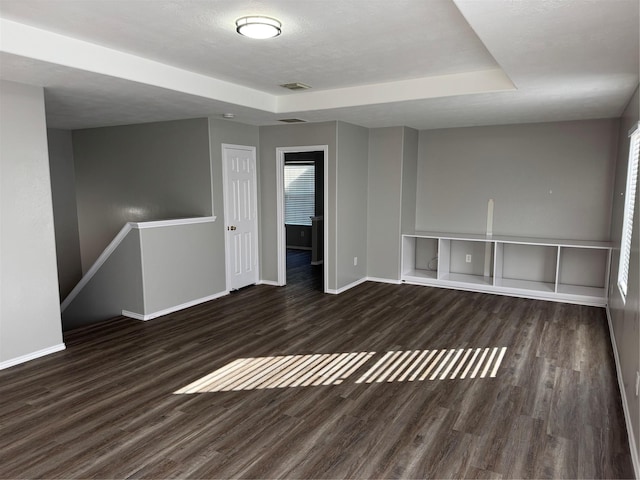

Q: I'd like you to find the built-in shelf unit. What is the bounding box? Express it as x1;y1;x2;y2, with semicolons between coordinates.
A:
401;232;612;306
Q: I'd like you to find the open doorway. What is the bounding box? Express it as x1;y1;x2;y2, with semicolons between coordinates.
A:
276;146;329;292
284;152;323;290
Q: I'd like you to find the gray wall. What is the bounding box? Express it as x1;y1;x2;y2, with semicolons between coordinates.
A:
62;228;144;330
448;240;492;276
607;86;640;463
336;121;369;288
62;220;221;328
401;128;419;235
286;225;312;249
367;126;419;281
259;122;337;289
0;80;64;364
416;119;619;241
140;222;220;313
367;127;404;280
73;118;212;272
208;118;259;291
58;117;257;327
502;244;557;283
47;128;82;300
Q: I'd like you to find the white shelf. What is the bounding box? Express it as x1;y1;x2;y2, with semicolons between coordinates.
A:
494;278;555;293
403;269;437;280
441;273;493;286
404;231;612;249
557;283;607;298
401;232;612;306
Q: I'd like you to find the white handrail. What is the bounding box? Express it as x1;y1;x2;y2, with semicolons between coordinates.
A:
60;216;216;312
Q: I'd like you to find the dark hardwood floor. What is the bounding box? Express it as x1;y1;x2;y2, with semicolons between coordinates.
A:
286;248;323;291
0;258;634;479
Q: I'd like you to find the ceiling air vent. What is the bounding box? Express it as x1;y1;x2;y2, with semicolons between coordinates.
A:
278;118;307;123
280;82;311;90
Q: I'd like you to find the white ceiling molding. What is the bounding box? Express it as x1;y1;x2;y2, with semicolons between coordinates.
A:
0;18;276;112
276;69;516;113
0;18;515;118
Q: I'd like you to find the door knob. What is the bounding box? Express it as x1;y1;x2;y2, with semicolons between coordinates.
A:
228;226;237;231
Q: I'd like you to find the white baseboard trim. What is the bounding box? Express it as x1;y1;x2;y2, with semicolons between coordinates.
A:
257;280;282;287
121;309;146;320
325;277;402;295
122;290;229;321
326;277;368;295
0;343;66;370
606;306;639;478
367;276;402;285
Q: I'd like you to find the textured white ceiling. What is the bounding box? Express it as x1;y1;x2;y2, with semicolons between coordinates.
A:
0;0;499;93
0;0;637;130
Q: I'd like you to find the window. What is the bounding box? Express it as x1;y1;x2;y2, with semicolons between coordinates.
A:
284;162;315;226
618;123;640;301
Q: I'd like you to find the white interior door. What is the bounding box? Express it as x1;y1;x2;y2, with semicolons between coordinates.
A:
222;145;258;290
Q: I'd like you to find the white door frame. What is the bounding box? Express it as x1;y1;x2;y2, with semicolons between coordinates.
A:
276;145;329;293
222;143;259;290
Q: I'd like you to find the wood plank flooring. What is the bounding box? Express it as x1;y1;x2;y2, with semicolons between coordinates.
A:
0;257;634;478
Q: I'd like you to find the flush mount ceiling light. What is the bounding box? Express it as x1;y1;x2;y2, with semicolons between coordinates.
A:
236;16;282;39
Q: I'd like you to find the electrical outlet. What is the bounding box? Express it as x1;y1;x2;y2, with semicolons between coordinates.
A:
354;256;358;266
636;371;639;397
465;254;472;263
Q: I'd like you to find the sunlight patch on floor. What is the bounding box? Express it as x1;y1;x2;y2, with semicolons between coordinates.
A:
174;347;507;394
355;347;507;383
174;352;375;393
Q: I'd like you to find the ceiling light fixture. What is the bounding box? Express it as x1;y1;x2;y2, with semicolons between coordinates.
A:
236;16;282;39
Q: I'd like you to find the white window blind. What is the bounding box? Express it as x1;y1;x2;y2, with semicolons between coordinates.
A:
617;124;640;301
284;163;315;226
